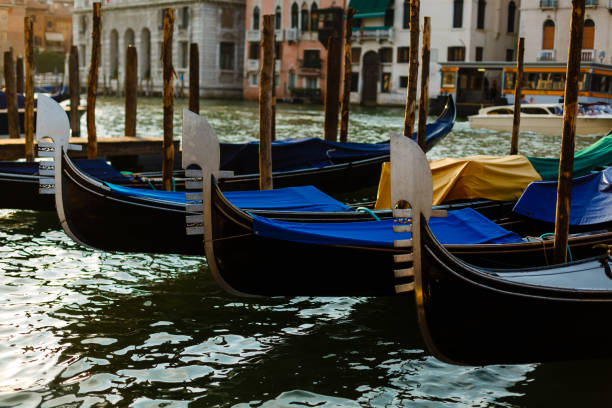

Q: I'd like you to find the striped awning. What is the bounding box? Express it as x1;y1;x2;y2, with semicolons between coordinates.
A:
348;0;392;19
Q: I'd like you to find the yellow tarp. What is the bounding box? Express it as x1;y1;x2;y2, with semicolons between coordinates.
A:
374;155;542;209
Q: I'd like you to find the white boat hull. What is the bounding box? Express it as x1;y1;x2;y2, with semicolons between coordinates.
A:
469;115;612;136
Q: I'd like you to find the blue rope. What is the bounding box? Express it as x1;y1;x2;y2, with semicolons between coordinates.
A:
172;177;176;192
356;207;380;221
539;233;573;262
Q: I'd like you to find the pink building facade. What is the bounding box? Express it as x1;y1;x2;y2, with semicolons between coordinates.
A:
244;0;339;102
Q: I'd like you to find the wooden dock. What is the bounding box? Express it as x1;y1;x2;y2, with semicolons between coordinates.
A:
0;137;179;161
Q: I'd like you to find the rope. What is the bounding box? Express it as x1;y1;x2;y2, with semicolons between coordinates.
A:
356;207;380;221
538;232;573;262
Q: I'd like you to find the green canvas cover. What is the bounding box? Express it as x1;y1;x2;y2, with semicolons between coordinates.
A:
348;0;391;18
528;132;612;181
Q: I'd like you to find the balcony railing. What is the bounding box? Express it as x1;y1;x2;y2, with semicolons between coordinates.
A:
301;58;322;69
581;49;595;62
246;30;261;42
247;59;259;72
275;29;284;41
539;0;558;8
285;28;299;42
538;49;556;61
352;26;393;42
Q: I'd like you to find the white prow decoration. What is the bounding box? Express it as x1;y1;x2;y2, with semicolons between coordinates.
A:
36;94;84;244
181;109;250;296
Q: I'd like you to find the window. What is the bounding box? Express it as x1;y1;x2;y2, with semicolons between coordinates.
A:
249;42;259;60
306;77;317;89
447;46;465;61
475;46;483;61
477;0;486;29
506;49;514;61
275;42;281;60
180;7;189;29
252;6;260;30
350;73;359;92
301;6;309;32
289;71;296;88
352;47;361;64
381;72;391;93
442;71;456;88
310;3;318;31
397;47;410;63
487;108;513;115
507;1;516;33
399;76;408;88
47;20;53;29
403;1;410;29
583;19;595;49
275;6;282;30
222;9;234;28
249;73;258;86
291;3;299;28
379;47;392;63
180;41;188;68
219;42;234;70
542;20;555;50
453;0;463;28
303;49;321;68
384;5;394;27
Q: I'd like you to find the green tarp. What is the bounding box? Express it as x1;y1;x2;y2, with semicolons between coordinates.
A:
348;0;391;19
528;132;612;181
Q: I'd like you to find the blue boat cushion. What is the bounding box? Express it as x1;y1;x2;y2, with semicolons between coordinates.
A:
73;159;133;184
0;161;39;175
513;167;612;225
105;182;351;212
251;207;522;247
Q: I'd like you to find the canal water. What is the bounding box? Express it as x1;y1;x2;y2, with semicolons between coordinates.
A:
1;97;609;407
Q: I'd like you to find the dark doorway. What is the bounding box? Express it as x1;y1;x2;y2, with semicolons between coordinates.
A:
361;51;379;106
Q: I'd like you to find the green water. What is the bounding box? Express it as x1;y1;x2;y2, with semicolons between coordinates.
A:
0;97;608;407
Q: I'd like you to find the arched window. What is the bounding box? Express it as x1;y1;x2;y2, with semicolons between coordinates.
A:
252;6;260;30
310;3;318;32
453;0;463;28
507;1;516;33
275;6;282;30
542;19;555;50
301;3;309;32
583;19;595;50
291;3;299;28
476;0;486;29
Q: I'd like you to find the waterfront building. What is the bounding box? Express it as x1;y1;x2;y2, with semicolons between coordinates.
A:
72;0;245;97
243;0;335;102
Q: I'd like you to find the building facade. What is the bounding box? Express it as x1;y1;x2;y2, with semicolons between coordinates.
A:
243;0;333;102
72;0;245;97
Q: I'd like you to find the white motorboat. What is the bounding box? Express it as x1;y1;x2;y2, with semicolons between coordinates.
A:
468;102;612;136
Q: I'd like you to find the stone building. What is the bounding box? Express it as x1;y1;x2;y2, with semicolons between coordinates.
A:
72;0;245;97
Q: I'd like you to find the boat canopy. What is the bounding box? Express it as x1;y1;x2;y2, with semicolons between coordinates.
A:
105;182;351;213
0;158;131;184
375;155;541;208
347;0;392;19
514;167;612;226
251;208;522;247
528;133;612;181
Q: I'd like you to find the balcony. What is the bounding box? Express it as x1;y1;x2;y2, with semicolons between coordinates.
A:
586;0;598;6
581;49;595;62
275;60;281;72
538;49;555;61
352;26;393;43
301;58;322;69
275;29;284;41
285;27;299;42
247;59;259;72
539;0;558;8
246;30;261;42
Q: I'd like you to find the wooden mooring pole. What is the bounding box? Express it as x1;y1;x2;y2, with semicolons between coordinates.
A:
87;2;101;159
125;45;138;137
162;8;175;191
510;37;525;155
404;0;420;137
553;0;585;264
4;50;20;139
16;57;24;94
69;45;80;137
416;16;430;151
188;43;199;114
323;9;343;142
271;35;276;142
259;15;274;190
340;8;354;143
24;17;34;161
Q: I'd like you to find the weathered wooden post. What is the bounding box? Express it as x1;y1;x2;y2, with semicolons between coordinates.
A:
340;8;354;143
87;2;102;159
24;17;35;161
323;8;343;142
259;15;274;190
271;37;276;142
69;45;80;137
162;8;175;191
188;43;199;114
403;0;420;137
416;16;430;151
510;37;525;155
125;45;138;137
16;57;24;94
553;0;586;264
4;50;20;139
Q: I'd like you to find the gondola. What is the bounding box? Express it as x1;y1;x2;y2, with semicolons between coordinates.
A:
2;95;455;211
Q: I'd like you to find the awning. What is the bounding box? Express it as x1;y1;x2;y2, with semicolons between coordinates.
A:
348;0;391;19
45;32;64;42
